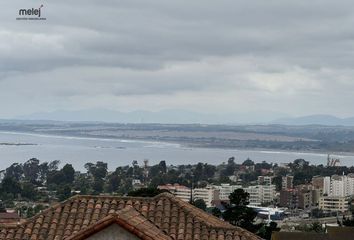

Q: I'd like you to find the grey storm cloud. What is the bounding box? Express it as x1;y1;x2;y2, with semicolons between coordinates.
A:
1;0;354;119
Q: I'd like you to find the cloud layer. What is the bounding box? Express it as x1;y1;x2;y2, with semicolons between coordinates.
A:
1;0;354;120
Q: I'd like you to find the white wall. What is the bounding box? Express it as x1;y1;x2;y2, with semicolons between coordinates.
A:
87;223;141;240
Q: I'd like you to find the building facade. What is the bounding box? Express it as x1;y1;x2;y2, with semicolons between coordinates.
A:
258;176;273;186
193;186;219;208
244;185;276;206
214;184;242;201
312;176;330;194
279;189;298;209
158;184;191;202
282;175;294;190
319;196;349;212
329;174;354;197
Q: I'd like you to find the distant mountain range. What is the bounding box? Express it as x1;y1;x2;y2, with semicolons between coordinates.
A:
16;109;287;125
273;114;354;126
15;110;354;126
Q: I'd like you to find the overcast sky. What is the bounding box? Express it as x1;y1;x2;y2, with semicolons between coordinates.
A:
1;1;354;120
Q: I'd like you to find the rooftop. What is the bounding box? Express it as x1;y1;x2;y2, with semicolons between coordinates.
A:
0;193;260;240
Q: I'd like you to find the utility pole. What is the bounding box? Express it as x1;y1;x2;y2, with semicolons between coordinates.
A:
190;174;194;204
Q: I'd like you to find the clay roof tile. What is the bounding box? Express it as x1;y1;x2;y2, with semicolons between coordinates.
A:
0;194;261;240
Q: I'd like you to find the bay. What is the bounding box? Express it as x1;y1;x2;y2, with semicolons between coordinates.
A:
0;131;353;171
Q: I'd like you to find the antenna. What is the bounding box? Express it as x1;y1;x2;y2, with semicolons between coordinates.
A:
143;159;149;185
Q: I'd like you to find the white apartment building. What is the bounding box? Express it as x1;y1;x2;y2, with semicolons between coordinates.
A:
331;175;345;196
346;173;354;196
244;186;262;206
330;174;354;197
213;184;242;201
262;185;276;203
244;185;276;206
158;184;191;202
158;184;220;207
193;186;219;208
159;182;276;207
324;176;331;195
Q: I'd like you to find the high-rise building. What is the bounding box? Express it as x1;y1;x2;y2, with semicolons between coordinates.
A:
312;176;331;195
285;184;324;209
329;174;354;197
331;175;345;196
346;173;354;196
280;184;316;209
279;189;298;209
294;185;311;209
282;175;294;190
324;176;331;195
312;188;323;205
310;174;354;197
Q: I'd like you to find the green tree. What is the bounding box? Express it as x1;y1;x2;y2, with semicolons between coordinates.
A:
38;162;49;184
204;164;216;179
1;177;21;196
48;160;60;171
194;163;204;181
21;182;38;200
85;161;108;194
62;164;75;184
33;204;46;215
242;158;254;166
310;222;325;233
158;161;167;174
342;215;354;227
223;157;237;176
211;207;222;218
57;185;72;201
229;188;250;206
5;163;23;181
255;161;272;170
222;189;258;232
149;161;167;177
26;206;35;218
47;170;65;186
193;199;207;211
73;174;91;194
272;176;282;191
23;158;40;184
257;222;280;240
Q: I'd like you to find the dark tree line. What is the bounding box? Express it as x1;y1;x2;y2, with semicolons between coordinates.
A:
1;157;354;213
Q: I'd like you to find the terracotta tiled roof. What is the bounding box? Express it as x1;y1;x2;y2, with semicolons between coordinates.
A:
0;193;261;240
66;206;172;240
0;213;20;220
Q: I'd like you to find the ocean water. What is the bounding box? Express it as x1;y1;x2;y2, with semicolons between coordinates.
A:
0;131;353;171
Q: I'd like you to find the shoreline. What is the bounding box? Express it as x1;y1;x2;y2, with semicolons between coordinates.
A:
1;130;354;158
